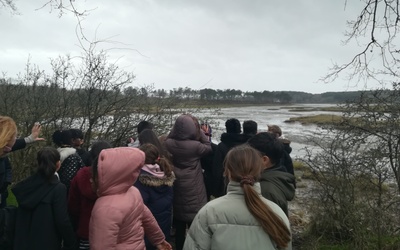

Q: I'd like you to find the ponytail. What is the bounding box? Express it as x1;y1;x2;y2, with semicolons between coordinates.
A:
224;145;291;249
37;147;60;180
242;183;291;249
156;156;173;177
140;143;174;177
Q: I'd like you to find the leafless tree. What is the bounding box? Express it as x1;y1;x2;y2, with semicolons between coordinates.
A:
323;1;400;88
302;114;400;248
304;2;400;247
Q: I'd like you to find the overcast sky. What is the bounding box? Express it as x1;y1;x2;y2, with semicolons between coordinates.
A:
0;0;372;94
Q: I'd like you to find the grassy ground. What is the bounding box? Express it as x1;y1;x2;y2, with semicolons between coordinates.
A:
287;114;343;125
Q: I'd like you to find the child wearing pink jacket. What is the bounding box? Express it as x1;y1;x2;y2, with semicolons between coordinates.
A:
89;147;171;250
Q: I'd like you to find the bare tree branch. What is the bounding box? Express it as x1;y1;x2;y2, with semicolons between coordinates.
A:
323;1;400;88
0;0;18;13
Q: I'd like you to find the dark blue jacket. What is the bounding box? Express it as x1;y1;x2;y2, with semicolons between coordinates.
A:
134;170;174;250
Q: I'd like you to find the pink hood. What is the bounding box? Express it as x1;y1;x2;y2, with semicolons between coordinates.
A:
97;147;145;197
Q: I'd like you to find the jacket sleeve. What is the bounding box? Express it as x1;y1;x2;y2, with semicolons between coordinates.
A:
52;184;78;250
142;204;165;247
183;206;211;250
196;133;212;157
89;204;121;250
11;138;26;152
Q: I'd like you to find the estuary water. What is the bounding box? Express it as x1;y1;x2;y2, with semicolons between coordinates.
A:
204;104;341;160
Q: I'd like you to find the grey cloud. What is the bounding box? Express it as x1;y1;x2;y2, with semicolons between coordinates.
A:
0;0;376;93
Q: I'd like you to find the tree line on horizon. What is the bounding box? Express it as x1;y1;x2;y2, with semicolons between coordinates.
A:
2;77;367;105
132;85;366;103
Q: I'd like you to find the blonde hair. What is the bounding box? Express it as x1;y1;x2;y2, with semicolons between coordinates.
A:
0;116;17;149
224;145;291;249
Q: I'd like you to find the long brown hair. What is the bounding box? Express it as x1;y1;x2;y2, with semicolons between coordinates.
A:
224;145;291;248
139;143;173;177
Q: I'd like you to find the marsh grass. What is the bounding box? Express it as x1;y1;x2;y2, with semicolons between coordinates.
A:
287;114;343;125
287;106;344;112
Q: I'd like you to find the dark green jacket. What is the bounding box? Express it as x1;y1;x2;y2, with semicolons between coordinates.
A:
260;166;296;215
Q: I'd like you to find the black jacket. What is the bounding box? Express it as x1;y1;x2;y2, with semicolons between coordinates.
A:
0;157;12;194
200;142;217;200
280;139;294;176
12;173;77;250
212;133;251;197
75;148;91;167
0;138;27;206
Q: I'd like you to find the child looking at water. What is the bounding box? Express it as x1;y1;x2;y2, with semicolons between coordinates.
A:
12;147;77;250
52;129;85;193
184;145;292;250
164;114;212;250
135;143;175;250
89;147;172;250
68;140;112;249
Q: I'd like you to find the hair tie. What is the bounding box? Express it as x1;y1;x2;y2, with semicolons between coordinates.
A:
240;176;255;186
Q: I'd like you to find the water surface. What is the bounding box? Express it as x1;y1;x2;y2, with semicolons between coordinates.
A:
204;104;341;159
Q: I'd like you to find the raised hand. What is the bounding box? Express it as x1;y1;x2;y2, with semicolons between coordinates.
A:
31;122;45;141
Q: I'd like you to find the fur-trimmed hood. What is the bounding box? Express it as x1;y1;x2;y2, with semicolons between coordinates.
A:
138;171;175;187
57;147;76;162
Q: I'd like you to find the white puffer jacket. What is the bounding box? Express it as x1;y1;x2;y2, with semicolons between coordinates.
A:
183;182;292;250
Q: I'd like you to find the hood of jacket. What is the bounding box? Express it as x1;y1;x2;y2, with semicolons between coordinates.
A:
77;167;97;200
58;147;77;162
282;142;292;154
260;168;296;201
12;173;59;209
142;163;165;178
220;133;251;148
167;115;198;141
96;147;145;197
138;170;175;187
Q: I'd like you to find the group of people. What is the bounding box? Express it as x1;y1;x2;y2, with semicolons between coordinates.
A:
0;114;296;250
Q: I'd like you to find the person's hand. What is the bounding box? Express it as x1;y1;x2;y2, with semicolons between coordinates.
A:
201;124;209;134
31;122;45;141
201;124;212;141
156;240;172;250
